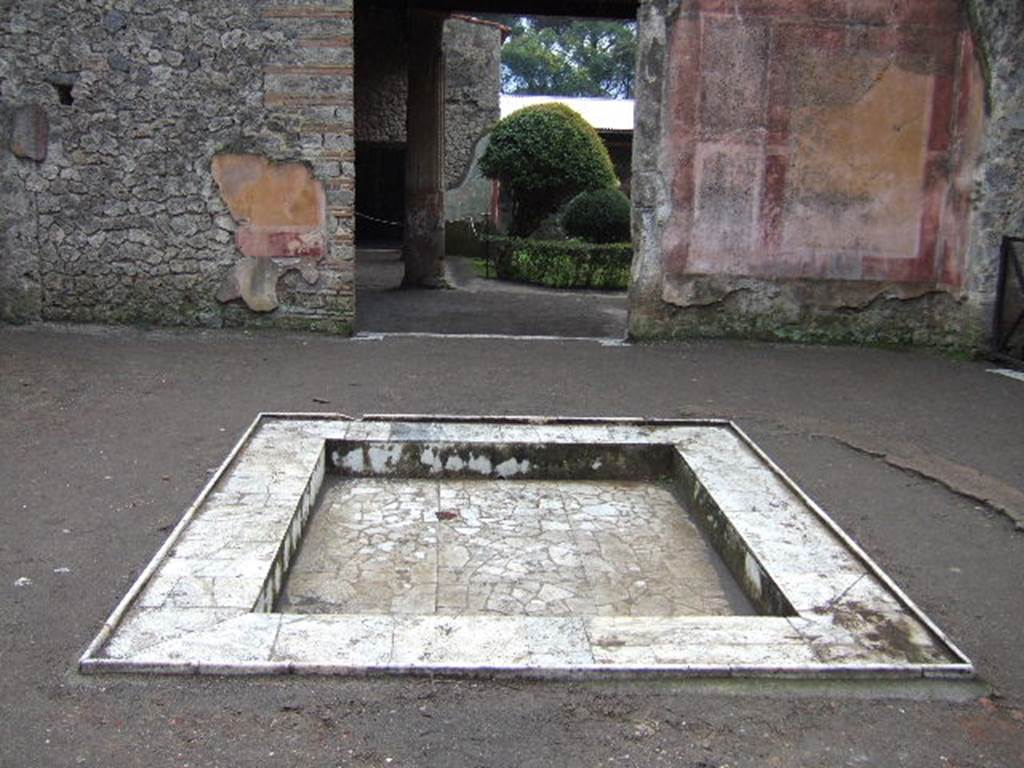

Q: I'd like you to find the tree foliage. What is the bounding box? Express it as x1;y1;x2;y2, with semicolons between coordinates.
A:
479;103;618;236
487;17;637;99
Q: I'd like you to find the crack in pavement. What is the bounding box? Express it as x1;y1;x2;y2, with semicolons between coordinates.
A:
811;434;1024;531
700;413;1024;532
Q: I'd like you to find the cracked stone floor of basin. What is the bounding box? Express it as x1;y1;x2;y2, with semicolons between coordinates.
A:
278;478;755;617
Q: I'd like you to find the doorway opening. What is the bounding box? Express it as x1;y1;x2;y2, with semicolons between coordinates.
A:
353;2;638;338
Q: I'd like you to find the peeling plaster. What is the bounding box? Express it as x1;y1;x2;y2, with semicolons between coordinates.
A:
215;257;320;314
211;153;327;313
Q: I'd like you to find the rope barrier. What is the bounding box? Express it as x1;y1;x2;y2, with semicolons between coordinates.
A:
355;211;404;228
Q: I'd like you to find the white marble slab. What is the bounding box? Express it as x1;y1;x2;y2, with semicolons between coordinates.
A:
79;415;973;679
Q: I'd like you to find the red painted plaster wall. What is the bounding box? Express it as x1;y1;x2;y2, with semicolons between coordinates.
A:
659;0;983;293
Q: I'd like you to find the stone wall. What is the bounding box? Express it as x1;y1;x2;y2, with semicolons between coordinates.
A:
963;0;1024;332
443;17;503;189
354;3;407;146
0;1;356;332
354;8;502;189
6;0;1015;347
630;0;1010;348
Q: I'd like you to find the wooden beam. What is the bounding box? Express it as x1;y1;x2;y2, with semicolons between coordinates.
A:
379;0;639;20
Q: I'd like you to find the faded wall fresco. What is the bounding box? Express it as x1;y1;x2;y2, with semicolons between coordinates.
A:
631;0;993;347
212;154;327;312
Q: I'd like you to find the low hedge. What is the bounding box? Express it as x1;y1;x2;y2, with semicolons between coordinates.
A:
483;236;632;290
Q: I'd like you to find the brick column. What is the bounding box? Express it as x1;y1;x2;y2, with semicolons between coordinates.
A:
261;1;356;332
402;10;447;288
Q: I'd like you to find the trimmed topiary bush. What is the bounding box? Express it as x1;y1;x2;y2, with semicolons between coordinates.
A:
562;187;632;243
479;103;617;237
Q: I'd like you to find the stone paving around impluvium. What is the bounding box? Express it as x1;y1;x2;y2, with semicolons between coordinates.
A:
78;415;974;679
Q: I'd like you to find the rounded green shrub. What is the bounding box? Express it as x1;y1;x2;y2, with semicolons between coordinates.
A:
479;103;617;236
561;187;632;243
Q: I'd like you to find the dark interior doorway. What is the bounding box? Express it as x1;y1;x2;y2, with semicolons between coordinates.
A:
355;142;406;246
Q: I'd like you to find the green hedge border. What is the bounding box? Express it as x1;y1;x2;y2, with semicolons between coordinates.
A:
482;236;632;290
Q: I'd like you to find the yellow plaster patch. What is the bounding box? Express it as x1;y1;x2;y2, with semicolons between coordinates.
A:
212;154;324;228
782;61;932;264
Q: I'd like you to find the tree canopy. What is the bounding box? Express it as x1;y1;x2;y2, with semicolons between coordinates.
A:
485;16;637;100
479;102;618;236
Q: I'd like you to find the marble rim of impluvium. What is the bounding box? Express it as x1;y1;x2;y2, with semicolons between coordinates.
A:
78;414;974;679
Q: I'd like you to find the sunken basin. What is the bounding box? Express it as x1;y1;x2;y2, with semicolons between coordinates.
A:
79;415;972;678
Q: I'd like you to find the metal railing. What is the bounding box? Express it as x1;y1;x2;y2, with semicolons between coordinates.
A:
992;235;1024;365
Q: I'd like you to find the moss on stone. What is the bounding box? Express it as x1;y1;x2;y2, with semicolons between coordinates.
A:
627;295;985;355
